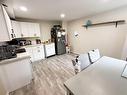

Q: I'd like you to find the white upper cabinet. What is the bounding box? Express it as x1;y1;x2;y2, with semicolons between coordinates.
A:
20;22;29;37
11;20;21;38
0;5;12;42
27;23;36;37
34;23;41;37
27;23;41;37
0;4;41;41
1;5;12;40
18;22;41;38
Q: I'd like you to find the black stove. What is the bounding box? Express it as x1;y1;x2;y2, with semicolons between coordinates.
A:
0;45;17;61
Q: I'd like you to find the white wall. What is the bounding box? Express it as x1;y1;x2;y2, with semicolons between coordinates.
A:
68;6;127;59
62;21;68;45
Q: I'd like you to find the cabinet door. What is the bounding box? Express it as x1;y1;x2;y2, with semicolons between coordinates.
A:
25;47;34;62
27;23;35;37
32;46;41;61
37;45;45;60
1;5;12;40
34;23;41;37
0;6;10;41
40;45;45;59
20;22;29;37
11;20;21;38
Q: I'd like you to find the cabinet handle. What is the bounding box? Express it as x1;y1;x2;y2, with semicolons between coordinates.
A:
38;50;40;52
11;29;14;33
11;34;14;38
11;29;15;38
34;34;37;36
14;34;16;38
21;34;24;37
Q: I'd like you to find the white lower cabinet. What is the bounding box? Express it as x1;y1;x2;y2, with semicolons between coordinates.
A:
0;58;32;92
25;45;45;62
25;47;34;62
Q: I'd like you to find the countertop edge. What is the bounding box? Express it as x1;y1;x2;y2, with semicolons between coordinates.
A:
0;56;30;65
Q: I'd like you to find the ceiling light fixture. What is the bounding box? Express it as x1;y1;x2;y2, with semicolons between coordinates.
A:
60;13;65;18
102;0;109;3
20;6;28;12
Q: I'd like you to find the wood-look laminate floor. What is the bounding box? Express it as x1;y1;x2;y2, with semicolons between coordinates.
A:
10;54;75;95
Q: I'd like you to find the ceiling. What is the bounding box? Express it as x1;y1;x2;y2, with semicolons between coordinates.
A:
4;0;127;21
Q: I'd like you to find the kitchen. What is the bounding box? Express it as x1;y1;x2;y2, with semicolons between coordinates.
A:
1;0;127;95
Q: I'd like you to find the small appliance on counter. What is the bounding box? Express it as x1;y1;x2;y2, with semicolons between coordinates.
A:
8;38;32;46
0;45;17;61
15;48;26;54
36;39;41;44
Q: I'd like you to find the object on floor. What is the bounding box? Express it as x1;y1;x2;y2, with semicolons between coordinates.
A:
72;59;81;74
66;45;71;54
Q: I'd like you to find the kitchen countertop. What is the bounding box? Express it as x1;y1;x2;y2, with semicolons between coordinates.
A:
22;44;44;48
43;42;54;45
0;52;30;65
23;43;55;48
